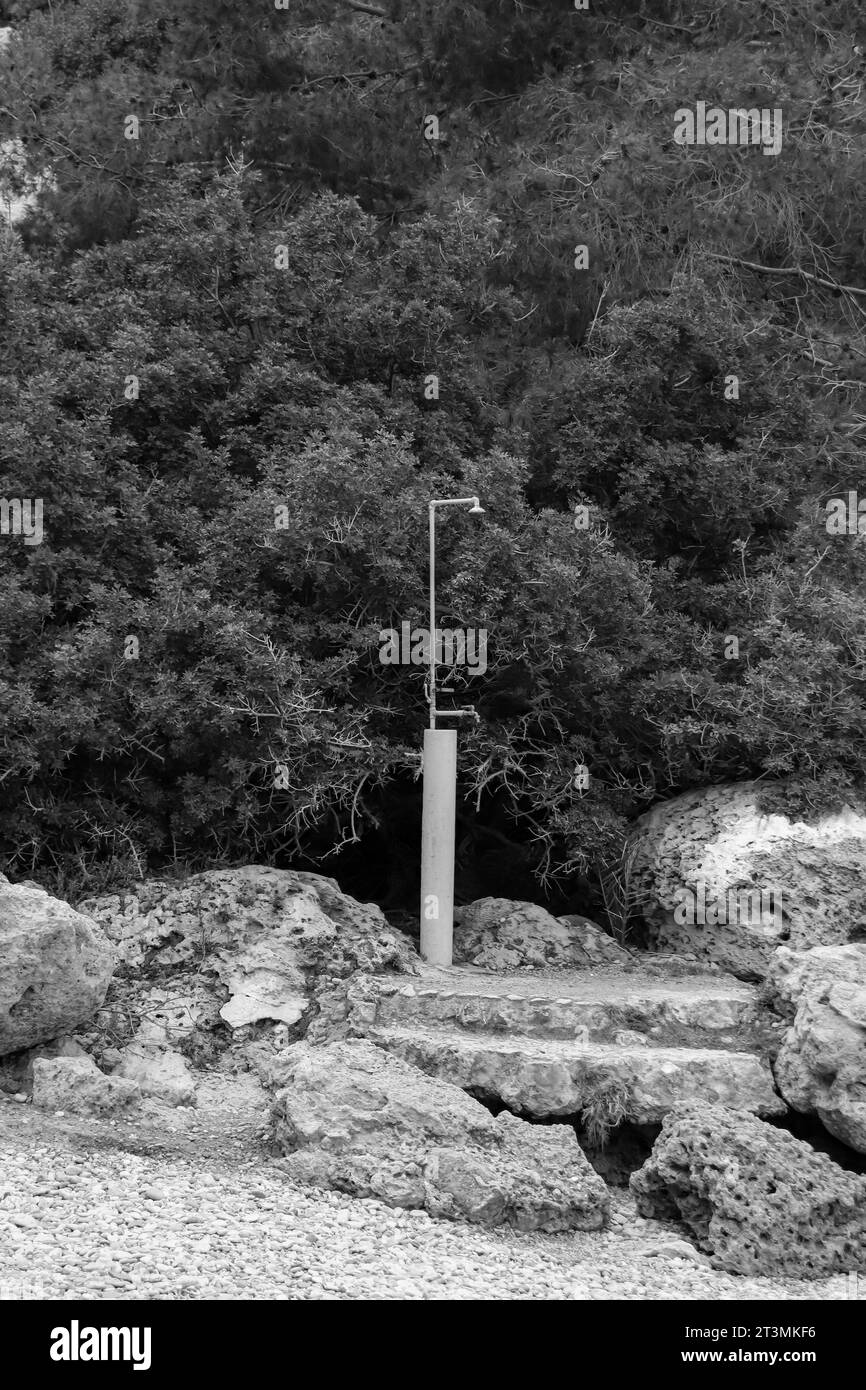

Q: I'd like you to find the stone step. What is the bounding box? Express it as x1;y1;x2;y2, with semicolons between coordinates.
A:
369;1025;785;1125
354;969;782;1054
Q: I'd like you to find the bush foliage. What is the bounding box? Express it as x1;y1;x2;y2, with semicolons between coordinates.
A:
0;0;864;908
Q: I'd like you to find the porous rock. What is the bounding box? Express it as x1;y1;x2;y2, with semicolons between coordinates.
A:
77;866;418;1031
629;781;866;979
630;1101;866;1277
453;897;629;971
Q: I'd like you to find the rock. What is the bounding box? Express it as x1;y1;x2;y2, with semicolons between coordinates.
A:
763;943;866;1017
31;1056;140;1115
87;977;223;1069
629;781;866;980
638;1240;708;1264
219;975;307;1029
325;967;780;1053
557;914;633;963
0;878;115;1056
453;898;630;971
268;1037;496;1149
372;1028;784;1122
22;1035;92;1086
277;1146;427;1211
625;954;724;979
115;1022;197;1107
77;866;418;1031
2;1034;87;1097
426;1114;602;1230
268;1039;609;1232
764;945;866;1153
630;1101;866;1277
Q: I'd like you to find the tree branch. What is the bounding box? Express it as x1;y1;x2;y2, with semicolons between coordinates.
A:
705;250;866;300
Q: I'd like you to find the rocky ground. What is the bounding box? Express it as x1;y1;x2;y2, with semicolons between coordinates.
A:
0;1079;854;1302
3;868;864;1300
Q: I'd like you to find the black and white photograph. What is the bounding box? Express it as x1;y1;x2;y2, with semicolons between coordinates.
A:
0;0;864;1348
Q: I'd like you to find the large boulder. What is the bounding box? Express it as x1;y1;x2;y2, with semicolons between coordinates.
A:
630;1101;866;1277
764;945;866;1153
0;874;115;1056
268;1039;609;1232
453;897;629;971
77;866;418;1032
629;781;866;979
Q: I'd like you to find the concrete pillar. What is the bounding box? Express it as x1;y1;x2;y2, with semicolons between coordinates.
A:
420;727;457;965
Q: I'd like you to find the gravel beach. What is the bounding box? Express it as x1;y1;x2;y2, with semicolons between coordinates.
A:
0;1085;854;1302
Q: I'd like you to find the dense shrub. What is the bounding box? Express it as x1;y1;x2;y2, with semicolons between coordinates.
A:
0;1;863;908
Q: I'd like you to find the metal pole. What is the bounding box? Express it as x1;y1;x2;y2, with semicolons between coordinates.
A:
420;726;457;964
419;495;483;964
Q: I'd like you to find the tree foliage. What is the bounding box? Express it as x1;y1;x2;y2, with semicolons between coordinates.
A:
0;0;864;910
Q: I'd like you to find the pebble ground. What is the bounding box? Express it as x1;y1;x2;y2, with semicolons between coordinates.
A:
0;1085;855;1301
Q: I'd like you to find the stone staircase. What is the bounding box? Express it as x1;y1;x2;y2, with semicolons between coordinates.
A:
343;965;787;1125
